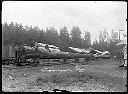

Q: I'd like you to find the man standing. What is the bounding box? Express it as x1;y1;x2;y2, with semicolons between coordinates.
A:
117;37;127;67
123;45;127;67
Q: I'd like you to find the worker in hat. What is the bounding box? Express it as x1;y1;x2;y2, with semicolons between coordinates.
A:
117;37;127;67
123;45;127;67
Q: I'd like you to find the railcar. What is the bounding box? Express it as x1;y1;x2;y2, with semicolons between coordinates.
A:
2;43;94;66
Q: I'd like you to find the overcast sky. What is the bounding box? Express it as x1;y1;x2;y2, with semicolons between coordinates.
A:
2;1;127;41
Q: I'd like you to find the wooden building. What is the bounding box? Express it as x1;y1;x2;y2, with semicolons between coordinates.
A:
2;43;16;59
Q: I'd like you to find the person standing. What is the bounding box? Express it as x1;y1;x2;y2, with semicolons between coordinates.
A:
116;36;127;67
123;45;127;66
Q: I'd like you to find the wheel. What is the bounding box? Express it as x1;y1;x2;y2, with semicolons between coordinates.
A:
85;57;89;62
75;58;79;61
63;59;67;63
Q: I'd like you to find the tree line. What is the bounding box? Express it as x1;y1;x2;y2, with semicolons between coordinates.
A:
2;22;124;59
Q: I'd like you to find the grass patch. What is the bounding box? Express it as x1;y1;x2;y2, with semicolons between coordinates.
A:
32;69;126;91
50;71;91;85
35;76;49;86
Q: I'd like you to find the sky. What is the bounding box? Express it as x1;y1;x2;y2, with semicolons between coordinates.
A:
2;1;127;42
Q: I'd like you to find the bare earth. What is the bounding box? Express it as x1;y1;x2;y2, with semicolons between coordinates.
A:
2;59;127;92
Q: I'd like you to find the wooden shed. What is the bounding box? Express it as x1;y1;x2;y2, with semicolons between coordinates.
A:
2;43;16;59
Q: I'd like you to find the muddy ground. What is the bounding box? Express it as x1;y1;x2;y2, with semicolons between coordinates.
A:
2;59;127;92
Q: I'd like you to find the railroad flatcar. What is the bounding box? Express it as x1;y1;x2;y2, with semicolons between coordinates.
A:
2;43;94;66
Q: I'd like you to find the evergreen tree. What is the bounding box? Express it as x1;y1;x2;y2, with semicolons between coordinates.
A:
70;26;83;48
2;22;10;44
83;30;91;48
59;26;70;48
45;27;59;46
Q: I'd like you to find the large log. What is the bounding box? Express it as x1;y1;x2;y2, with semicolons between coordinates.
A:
19;45;94;60
19;51;94;59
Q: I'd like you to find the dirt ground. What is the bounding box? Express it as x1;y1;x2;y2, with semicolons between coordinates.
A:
2;59;127;92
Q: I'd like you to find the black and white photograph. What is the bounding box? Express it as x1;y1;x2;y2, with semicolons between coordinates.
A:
2;1;127;92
